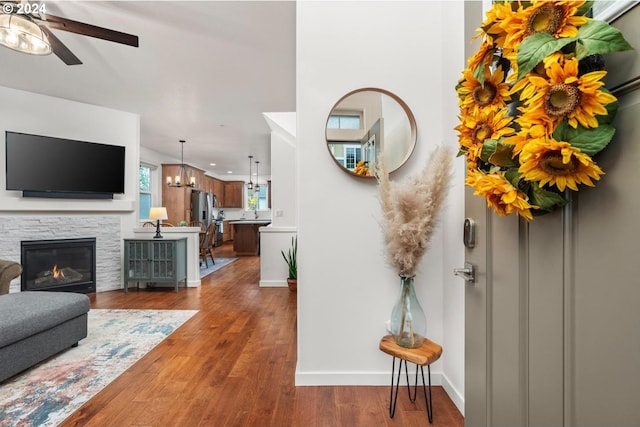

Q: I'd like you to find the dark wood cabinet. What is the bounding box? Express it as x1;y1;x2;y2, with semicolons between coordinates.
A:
223;181;244;208
213;178;225;207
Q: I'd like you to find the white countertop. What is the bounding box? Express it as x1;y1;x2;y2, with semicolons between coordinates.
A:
228;220;272;225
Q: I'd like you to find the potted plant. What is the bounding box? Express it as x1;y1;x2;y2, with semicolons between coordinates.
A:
281;236;297;292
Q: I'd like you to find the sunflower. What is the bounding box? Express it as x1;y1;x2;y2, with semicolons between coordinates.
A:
466;169;536;220
480;1;514;47
500;0;590;52
456;108;516;151
457;108;515;169
516;58;617;133
457;66;511;116
518;138;604;191
467;41;495;75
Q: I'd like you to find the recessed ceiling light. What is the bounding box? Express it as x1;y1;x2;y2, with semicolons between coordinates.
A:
227;171;233;174
210;163;216;166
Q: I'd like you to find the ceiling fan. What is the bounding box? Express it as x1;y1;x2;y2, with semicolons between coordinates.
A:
0;0;138;65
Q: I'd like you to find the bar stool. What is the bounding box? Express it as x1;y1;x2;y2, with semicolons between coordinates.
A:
379;334;442;423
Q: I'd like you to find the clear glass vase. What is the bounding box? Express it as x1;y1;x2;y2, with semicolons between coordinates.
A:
389;275;426;348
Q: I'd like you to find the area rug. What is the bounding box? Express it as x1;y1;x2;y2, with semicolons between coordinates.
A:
0;308;198;427
199;257;238;278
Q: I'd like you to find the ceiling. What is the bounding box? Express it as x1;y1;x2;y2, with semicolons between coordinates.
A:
0;1;296;178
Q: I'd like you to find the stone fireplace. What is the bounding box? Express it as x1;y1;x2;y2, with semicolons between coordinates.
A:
21;238;96;293
0;215;122;293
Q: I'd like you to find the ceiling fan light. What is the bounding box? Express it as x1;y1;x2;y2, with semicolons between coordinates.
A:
0;14;51;56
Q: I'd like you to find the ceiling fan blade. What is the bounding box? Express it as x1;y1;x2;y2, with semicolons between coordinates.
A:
41;25;82;65
41;14;139;48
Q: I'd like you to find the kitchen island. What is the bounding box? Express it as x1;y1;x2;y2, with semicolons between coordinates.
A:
230;220;271;256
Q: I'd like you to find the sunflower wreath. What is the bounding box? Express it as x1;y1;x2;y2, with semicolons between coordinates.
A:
456;1;633;220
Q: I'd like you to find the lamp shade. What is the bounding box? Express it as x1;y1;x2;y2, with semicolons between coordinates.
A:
0;14;51;55
149;207;168;221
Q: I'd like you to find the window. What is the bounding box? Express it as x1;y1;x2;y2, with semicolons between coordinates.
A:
256;185;268;210
344;145;362;170
246;185;269;211
139;164;152;219
327;143;362;172
327;114;361;130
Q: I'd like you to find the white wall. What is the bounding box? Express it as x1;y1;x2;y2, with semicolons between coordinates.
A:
296;2;465;412
260;112;297;287
440;1;468;413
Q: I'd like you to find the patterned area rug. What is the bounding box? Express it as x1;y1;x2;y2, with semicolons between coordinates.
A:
0;308;198;427
199;257;238;278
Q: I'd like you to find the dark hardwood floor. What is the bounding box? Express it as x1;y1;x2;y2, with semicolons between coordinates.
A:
61;243;464;427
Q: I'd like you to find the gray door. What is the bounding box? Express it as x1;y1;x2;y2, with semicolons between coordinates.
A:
463;4;640;427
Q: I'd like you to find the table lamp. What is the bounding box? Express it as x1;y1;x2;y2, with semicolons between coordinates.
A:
149;207;168;238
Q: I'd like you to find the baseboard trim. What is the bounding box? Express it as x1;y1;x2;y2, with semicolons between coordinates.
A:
441;372;465;416
295;370;443;387
259;279;287;288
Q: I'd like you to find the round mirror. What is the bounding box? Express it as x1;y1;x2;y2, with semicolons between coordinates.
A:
325;88;417;178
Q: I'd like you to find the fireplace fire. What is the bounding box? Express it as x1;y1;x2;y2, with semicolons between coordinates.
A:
21;238;96;293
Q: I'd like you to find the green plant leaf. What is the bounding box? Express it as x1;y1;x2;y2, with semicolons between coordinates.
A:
488;143;517;167
552;121;615;156
472;63;485;86
480;139;498;162
504;168;522;188
575;20;634;59
577;1;594;16
529;182;568;212
517;33;576;81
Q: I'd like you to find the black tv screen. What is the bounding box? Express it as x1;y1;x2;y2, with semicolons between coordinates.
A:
5;131;126;198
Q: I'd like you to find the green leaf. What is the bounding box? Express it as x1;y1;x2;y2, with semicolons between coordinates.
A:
517;33;576;81
480;139;498;162
575;20;634;60
488;143;517;167
577;1;594;17
529;182;568;212
504;168;522;188
552;121;615;156
472;63;485;86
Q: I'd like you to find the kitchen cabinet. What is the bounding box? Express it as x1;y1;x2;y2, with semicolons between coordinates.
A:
213;178;225;207
230;221;271;255
223;220;234;241
223;181;244;208
124;237;187;292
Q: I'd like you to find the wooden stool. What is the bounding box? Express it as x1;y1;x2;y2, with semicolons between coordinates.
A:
379;334;442;423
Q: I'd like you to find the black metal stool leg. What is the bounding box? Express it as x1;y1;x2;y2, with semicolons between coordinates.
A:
419;364;434;423
407;362;419;402
389;357;405;418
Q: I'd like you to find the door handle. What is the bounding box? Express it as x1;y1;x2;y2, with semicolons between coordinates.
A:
453;262;475;283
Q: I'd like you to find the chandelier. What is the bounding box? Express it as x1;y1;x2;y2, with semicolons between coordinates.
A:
166;140;195;188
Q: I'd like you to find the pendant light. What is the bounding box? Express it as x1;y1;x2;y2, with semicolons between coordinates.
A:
247;155;254;190
166;140;196;188
254;160;260;192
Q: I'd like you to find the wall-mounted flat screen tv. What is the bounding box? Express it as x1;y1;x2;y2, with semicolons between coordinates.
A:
5;131;126;199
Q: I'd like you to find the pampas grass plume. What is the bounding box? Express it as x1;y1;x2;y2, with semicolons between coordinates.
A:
376;145;453;276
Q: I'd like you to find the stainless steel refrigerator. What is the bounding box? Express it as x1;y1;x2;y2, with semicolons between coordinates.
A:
190;190;214;228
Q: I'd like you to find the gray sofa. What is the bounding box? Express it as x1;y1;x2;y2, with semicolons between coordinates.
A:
0;291;90;383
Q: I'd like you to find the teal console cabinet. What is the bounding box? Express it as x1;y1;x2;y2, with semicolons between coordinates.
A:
124;237;187;292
